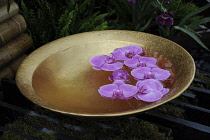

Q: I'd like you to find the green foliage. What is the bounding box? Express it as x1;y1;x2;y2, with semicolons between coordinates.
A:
1;121;57;140
110;0;159;32
178;3;210;26
174;26;209;51
16;0;210;50
155;0;210;50
0;111;172;140
164;0;199;25
104;118;173;140
78;12;109;32
17;0;110;48
0;132;24;140
154;104;184;118
171;3;210;51
109;0;210;51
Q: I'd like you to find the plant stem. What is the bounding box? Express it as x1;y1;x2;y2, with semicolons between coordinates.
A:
156;0;167;11
132;4;135;25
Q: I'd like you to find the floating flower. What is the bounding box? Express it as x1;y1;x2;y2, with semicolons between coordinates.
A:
90;55;124;71
156;11;174;27
124;55;157;69
90;45;171;102
98;80;137;99
111;45;143;61
128;0;136;4
135;79;169;102
109;70;130;82
131;67;171;81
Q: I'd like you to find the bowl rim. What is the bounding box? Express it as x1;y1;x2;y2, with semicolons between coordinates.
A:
16;30;196;117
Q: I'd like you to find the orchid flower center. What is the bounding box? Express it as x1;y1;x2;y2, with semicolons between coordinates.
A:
106;56;115;64
162;14;169;18
113;89;123;97
140;85;148;94
144;72;155;79
137;62;146;67
126;52;134;58
119;73;128;80
116;76;126;80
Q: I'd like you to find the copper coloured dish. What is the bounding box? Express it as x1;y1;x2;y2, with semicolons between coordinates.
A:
16;30;195;117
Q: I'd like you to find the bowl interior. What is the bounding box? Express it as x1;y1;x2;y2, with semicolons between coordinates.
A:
16;30;195;117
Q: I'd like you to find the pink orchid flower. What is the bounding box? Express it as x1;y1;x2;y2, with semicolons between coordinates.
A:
98;80;137;99
135;79;169;102
109;70;130;82
90;55;124;71
131;67;171;81
111;45;143;61
124;55;157;69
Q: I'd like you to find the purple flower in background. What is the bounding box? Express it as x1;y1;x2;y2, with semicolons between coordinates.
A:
164;0;172;3
135;79;169;102
131;67;171;81
156;11;174;27
98;80;138;99
109;70;130;82
111;45;143;61
124;55;157;69
90;55;123;71
128;0;136;4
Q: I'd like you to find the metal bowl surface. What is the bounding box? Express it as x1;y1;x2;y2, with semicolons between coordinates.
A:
16;30;195;117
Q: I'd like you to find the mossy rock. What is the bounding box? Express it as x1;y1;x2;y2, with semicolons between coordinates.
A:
0;110;173;140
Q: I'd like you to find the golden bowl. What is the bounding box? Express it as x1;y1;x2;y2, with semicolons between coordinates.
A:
16;30;195;117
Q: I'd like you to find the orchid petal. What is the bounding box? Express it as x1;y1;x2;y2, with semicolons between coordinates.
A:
152;68;171;81
92;66;102;70
124;57;139;69
121;45;143;55
108;76;113;81
139;56;157;65
146;64;158;69
98;84;118;99
111;70;130;81
113;80;125;87
136;79;163;91
90;55;107;66
131;67;151;79
132;55;141;59
119;84;138;99
111;48;128;60
111;45;143;60
134;91;163;102
157;11;174;27
135;79;166;102
128;0;136;4
101;61;124;71
162;88;169;95
157;16;166;26
165;17;174;27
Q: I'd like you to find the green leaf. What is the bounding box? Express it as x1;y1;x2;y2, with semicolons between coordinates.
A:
58;10;74;37
183;25;201;37
179;3;210;26
138;16;154;31
94;21;109;31
189;17;210;29
198;25;208;30
78;12;109;32
150;0;160;8
174;26;209;51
